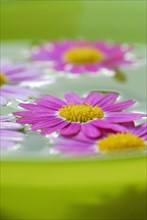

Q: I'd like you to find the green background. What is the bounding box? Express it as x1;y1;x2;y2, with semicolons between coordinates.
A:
1;0;146;43
1;0;146;219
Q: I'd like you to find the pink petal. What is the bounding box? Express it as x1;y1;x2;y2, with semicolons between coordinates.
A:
17;115;57;125
5;66;25;76
141;134;147;140
0;96;7;106
66;64;87;74
17;117;50;125
64;92;82;104
1;90;29;101
1;140;16;148
41;121;69;135
92;119;128;132
16;115;56;124
71;132;95;143
106;112;145;122
1;122;23;130
84;92;103;106
54;143;95;155
36;99;60;110
0;130;24;139
31;117;64;130
97;93;118;108
103;100;135;111
83;64;99;72
19;103;48;111
54;61;66;71
2;85;39;97
118;122;135;130
14;111;55;117
0;115;12;122
41;95;67;107
132;122;147;137
81;122;101;138
60;123;81;136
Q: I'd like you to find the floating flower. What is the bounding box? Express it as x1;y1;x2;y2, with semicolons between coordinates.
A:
31;40;133;74
53;122;147;155
14;92;145;138
0;60;41;105
0;115;24;148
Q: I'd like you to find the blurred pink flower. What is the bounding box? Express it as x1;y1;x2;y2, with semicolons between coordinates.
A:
0;60;41;105
0;115;24;148
31;40;133;74
53;122;147;155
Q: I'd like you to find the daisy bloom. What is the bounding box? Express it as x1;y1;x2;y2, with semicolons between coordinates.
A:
31;40;133;74
0;115;24;148
0;60;41;105
53;122;147;155
14;92;145;138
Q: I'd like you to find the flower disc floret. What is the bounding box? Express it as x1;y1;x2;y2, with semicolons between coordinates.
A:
0;73;7;86
63;47;104;64
59;103;104;123
98;132;146;153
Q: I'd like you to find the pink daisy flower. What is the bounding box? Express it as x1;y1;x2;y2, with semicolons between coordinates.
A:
0;115;24;148
0;60;41;105
14;92;145;138
31;40;133;74
53;122;147;155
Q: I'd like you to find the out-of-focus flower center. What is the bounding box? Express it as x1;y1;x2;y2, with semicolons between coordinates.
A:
63;47;104;64
98;132;146;153
0;73;7;86
59;103;104;123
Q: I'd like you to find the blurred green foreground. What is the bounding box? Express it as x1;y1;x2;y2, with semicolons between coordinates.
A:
1;157;146;219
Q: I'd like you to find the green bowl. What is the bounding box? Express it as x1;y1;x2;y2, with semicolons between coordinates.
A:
1;156;146;219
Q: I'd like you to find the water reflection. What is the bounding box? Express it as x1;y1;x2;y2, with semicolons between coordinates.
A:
1;43;146;158
114;69;127;83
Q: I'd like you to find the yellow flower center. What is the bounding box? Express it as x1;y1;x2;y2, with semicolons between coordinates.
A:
98;132;146;153
63;47;104;64
59;103;104;123
0;73;7;86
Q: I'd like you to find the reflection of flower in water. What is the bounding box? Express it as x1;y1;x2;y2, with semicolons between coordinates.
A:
0;115;24;148
0;60;42;106
53;122;147;155
31;40;133;74
114;69;127;83
14;92;145;138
